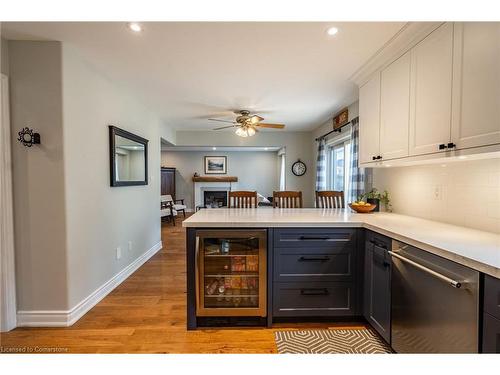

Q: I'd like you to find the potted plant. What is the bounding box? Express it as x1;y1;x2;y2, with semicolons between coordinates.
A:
360;188;392;212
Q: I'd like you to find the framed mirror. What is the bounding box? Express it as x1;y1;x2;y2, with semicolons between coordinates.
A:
109;125;148;187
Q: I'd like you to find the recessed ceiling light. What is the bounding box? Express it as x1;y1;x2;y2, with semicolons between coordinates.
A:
327;27;339;36
127;22;142;33
212;147;217;150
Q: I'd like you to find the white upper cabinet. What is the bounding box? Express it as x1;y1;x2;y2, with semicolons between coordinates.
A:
357;22;500;167
451;22;500;149
359;72;381;164
409;23;454;156
379;51;411;160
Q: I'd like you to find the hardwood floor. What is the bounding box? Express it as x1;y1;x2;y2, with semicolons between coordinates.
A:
0;215;364;353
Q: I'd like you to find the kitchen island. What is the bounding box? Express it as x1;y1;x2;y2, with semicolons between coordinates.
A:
183;208;500;277
183;208;500;353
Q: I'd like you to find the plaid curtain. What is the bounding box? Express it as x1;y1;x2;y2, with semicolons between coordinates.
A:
315;138;327;193
349;118;365;202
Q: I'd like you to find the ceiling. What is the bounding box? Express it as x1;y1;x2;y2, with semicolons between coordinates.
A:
1;22;405;131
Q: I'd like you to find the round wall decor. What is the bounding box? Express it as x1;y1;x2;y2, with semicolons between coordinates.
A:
291;159;306;176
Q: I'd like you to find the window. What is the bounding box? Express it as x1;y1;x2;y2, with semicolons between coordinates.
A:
326;137;351;195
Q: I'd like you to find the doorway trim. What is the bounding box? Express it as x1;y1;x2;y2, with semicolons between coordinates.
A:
1;73;17;332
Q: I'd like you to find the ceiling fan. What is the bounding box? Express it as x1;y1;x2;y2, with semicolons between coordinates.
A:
209;110;285;137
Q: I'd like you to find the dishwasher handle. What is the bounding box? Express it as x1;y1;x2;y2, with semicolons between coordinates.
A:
388;250;462;289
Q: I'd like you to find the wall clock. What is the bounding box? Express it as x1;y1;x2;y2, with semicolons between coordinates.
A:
291;160;307;176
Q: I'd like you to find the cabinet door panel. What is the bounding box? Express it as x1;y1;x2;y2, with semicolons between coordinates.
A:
482;313;500;353
452;22;500;149
484;274;500;320
380;52;411;160
364;232;391;344
273;281;355;317
359;72;381;164
409;23;453;156
364;242;391;343
274;228;355;248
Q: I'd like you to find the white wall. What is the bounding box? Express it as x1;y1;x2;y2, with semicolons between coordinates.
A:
62;45;163;309
162;151;279;210
174;131;314;206
373;158;500;233
8;41;69;311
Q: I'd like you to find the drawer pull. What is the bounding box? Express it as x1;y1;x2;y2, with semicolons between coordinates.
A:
300;288;329;296
298;256;331;262
299;236;331;241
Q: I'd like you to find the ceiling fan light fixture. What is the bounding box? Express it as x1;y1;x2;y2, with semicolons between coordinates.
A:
235;127;248;137
247;127;256;137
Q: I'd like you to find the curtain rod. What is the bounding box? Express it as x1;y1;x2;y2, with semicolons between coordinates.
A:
315;116;359;142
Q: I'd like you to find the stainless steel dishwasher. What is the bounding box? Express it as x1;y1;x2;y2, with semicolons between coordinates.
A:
390;240;479;353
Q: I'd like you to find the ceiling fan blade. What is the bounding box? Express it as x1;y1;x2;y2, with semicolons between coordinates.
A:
208;118;236;124
255;123;285;129
248;115;264;124
213;125;237;130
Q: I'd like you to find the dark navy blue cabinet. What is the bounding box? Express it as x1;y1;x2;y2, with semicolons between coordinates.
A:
272;228;360;317
482;275;500;353
363;230;391;344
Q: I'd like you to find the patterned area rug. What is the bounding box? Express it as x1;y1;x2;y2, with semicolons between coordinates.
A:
274;328;392;354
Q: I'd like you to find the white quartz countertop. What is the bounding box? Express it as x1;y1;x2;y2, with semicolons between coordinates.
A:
183;208;500;278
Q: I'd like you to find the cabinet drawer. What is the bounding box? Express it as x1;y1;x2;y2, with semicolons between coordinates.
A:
274;228;355;248
482;313;500;353
274;247;354;282
273;281;355;317
484;275;500;320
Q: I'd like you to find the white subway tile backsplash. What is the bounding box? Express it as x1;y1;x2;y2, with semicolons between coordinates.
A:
373;158;500;233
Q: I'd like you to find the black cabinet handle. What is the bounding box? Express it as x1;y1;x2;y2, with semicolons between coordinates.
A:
298;256;331;262
299;236;330;241
372;156;377;161
439;143;447;150
300;288;329;296
447;142;456;149
378;155;382;160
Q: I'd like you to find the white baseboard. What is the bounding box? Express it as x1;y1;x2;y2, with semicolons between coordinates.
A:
16;241;163;327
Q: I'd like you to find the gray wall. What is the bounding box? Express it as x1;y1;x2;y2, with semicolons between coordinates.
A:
162;151;279;210
61;45;162;308
6;41;166;313
174;131;314;206
1;37;9;75
8;41;69;310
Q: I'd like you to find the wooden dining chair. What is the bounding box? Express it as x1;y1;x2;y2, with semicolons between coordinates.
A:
228;191;258;208
315;190;345;208
272;191;303;208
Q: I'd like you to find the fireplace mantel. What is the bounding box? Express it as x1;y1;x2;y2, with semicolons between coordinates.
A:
192;176;238;182
193;178;238;209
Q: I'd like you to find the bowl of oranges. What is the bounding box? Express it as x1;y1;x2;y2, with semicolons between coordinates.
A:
348;201;377;213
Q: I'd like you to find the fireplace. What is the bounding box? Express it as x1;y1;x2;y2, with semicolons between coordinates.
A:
204;190;228;208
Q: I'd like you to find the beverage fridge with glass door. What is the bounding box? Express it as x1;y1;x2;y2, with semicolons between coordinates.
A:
194;229;267;322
